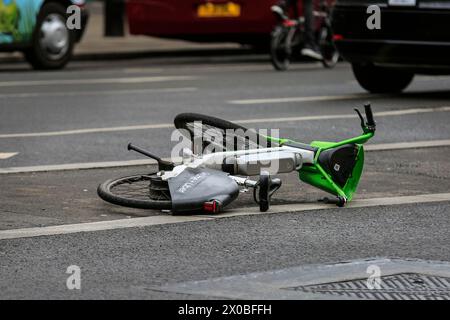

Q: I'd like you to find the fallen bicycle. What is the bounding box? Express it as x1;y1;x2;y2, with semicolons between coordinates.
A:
98;104;376;214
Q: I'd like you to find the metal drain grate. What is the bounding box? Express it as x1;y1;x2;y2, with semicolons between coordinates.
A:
286;273;450;300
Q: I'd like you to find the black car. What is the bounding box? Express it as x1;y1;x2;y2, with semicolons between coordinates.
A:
331;0;450;93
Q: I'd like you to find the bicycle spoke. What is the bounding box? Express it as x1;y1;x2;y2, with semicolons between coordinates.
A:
109;175;171;201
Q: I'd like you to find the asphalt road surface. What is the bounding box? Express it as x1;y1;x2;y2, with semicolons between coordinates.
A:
0;54;450;299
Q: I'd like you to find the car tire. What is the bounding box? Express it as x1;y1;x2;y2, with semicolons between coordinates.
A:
352;63;414;93
24;2;74;70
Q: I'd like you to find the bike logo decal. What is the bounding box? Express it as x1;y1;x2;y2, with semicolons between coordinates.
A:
177;172;210;194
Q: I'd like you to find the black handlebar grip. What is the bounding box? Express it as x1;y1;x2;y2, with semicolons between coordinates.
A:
364;103;375;126
128;143;162;162
128;143;175;170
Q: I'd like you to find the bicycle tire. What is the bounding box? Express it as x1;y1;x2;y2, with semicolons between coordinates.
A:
174;113;275;152
98;174;172;210
319;23;339;69
270;25;291;71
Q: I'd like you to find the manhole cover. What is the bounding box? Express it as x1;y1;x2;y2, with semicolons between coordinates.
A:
286;273;450;300
154;259;450;300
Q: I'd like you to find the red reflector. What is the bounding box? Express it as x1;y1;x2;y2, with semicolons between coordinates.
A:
203;200;221;213
333;34;344;41
283;20;297;27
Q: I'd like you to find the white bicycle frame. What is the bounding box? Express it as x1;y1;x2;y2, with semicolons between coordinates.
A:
161;145;316;187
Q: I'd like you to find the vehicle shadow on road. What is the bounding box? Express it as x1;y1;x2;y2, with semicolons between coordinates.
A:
398;90;450;100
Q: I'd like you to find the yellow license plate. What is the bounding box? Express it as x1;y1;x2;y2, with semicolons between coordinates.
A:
197;2;241;18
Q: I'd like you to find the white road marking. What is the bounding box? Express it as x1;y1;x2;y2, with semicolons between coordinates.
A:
0;157;174;174
1;192;449;240
236;106;450;124
0;152;18;160
0;76;198;87
0;87;197;99
16;67;165;77
1;106;449;139
122;67;165;74
416;75;450;81
365;139;450;151
228;94;384;105
0;139;449;174
0;216;213;240
0;158;170;174
347;76;450;85
203;193;450;219
157;62;330;73
0;123;173;138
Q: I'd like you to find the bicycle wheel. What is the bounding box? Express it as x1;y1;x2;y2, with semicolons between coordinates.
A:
270;25;291;71
98;173;172;210
319;23;339;69
174;113;275;153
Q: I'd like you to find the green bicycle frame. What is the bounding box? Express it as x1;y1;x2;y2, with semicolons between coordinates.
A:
299;131;373;202
266;105;376;203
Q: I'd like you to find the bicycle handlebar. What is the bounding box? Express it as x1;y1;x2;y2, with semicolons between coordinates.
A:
364;103;375;127
128;143;174;170
354;103;376;133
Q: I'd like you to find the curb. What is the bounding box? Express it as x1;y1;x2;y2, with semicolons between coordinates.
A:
0;47;266;65
73;47;262;61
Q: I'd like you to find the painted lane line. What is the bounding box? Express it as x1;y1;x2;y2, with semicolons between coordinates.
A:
365;139;450;151
201;193;450;219
1;106;449;139
0;123;173;139
122;67;165;74
0;87;197;99
416;75;450;81
1;192;449;240
0;157;183;174
228;94;385;105
154;62;332;73
0;159;161;174
0;152;18;160
122;61;345;74
11;67;165;78
0;76;198;87
0;139;449;174
0;216;213;240
236;106;450;125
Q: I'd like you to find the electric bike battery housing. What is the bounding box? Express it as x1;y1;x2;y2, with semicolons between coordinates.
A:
168;167;239;214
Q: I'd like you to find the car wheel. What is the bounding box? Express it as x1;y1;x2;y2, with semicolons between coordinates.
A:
24;3;74;70
352;63;414;93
